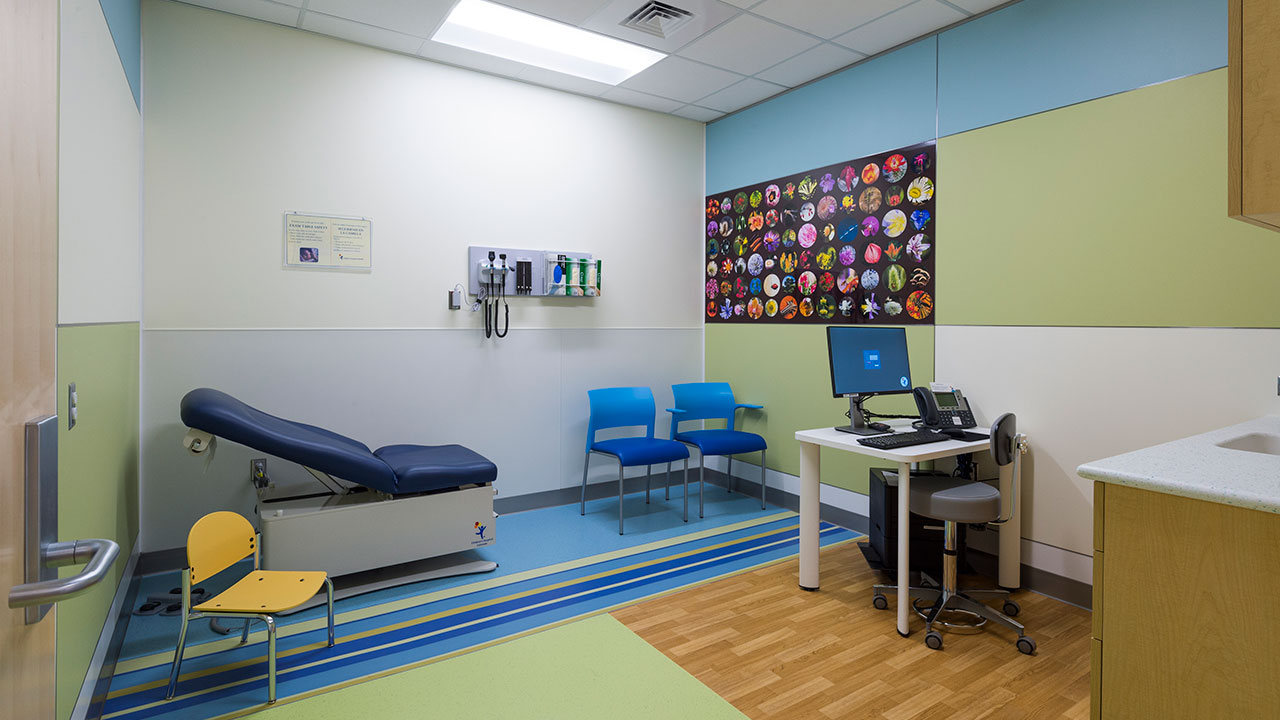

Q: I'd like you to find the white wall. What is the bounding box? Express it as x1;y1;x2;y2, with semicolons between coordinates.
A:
937;326;1280;563
59;0;142;324
140;1;706;550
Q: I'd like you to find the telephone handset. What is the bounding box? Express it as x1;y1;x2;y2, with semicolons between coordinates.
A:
913;383;977;429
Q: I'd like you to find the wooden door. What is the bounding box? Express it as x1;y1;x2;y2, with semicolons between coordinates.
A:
1;1;60;718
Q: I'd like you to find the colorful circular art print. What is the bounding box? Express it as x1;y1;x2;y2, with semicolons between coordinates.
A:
838;245;857;266
799;297;814;317
707;221;718;238
765;184;780;206
912;152;931;174
885;185;905;207
837;218;860;243
798;250;813;270
798;271;817;296
798;176;818;199
864;242;882;264
861;268;880;291
822;224;836;243
747;297;764;319
719;299;732;319
907;176;934;205
818;272;835;292
707;198;720;218
707;240;719;258
734;303;745;317
707;300;717;318
748;211;764;231
721;197;732;214
781;275;797;294
817;195;837;221
911;209;931;231
719;280;730;296
749;189;763;208
798;223;817;248
781;228;797;247
887;264;906;292
884;297;903;316
816;247;836;270
734;257;747;275
820;173;836;193
839;296;855;317
734;192;748;214
707;261;717;278
764;298;778;317
860;216;880;237
837;268;858;293
705;279;717;298
720;220;733;237
906;290;934;320
763;273;781;297
733;236;749;256
765;209;778;227
779;252;797;274
859;187;883;214
782;208;798;226
906;233;931;261
763;230;781;251
838;166;858;193
800;202;816;222
780;295;798;319
748;253;764;276
720;259;732;276
734;277;747;298
883;154;907;183
882;209;907;238
817;294;836;319
861;163;880;184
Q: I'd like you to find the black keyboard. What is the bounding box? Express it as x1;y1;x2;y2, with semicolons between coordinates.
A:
857;430;951;450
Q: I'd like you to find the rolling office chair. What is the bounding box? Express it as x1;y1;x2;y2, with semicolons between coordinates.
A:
582;386;691;535
667;382;767;518
872;413;1035;655
167;511;334;704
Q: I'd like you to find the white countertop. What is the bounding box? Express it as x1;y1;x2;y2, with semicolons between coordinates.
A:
796;421;990;463
1077;415;1280;514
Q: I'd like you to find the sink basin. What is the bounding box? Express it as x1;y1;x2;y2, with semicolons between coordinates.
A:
1216;432;1280;456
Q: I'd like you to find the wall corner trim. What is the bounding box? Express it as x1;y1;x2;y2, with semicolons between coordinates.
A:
71;536;140;720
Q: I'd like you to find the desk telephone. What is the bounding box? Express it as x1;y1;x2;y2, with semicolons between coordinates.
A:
913;383;977;429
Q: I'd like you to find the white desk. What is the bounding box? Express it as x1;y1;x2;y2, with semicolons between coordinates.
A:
794;423;1020;636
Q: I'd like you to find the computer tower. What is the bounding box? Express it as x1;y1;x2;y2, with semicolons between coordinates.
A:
858;467;966;580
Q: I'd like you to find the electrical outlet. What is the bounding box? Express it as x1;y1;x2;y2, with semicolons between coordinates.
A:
68;382;78;430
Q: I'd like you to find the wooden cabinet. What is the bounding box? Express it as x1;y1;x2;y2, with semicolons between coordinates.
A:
1090;482;1280;718
1229;0;1280;231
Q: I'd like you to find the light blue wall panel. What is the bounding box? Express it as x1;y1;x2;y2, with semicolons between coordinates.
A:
937;0;1225;136
99;0;141;109
705;38;937;195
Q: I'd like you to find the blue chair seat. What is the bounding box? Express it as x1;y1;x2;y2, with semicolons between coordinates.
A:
374;444;498;494
591;437;689;466
675;429;766;456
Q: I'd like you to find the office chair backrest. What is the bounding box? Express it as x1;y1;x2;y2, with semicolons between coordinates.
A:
187;511;256;583
671;382;739;430
990;413;1017;467
586;387;657;451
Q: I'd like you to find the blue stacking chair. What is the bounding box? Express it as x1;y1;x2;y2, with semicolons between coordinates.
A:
582;387;690;535
668;382;767;518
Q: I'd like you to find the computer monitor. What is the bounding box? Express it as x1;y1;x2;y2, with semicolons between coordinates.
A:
826;326;912;434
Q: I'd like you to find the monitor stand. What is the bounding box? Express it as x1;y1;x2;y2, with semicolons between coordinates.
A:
835;394;881;435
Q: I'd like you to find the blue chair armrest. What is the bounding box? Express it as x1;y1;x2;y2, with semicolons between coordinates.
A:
666;407;687;439
735;403;763;410
666;408;687;414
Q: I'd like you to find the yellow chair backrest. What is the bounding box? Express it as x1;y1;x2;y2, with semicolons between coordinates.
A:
187;511;256;583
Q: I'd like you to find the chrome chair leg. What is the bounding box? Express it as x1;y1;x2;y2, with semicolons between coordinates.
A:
727;457;733;493
699;455;705;519
682;458;689;522
645;464;651;504
580;453;591;515
240;618;251;644
264;615;277;704
665;462;670;500
759;448;767;509
165;612;191;699
618;463;626;535
325;578;335;647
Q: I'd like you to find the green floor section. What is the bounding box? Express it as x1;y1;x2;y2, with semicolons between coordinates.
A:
252;614;747;720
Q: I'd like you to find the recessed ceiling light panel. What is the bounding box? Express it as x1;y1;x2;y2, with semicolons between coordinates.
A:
432;0;666;85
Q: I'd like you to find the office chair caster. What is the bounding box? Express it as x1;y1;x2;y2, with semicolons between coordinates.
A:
1003;599;1021;617
872;593;888;610
924;631;944;650
1016;636;1036;655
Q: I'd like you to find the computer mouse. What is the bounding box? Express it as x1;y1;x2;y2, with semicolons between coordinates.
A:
868;422;891;432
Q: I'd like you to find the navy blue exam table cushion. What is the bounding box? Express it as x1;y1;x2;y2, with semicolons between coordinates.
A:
180;388;496;496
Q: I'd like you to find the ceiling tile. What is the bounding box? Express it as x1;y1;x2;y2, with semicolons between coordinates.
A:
750;0;913;40
418;40;533;78
305;0;453;37
600;87;686;113
300;12;426;55
517;65;614;96
177;0;302;26
696;76;786;112
719;0;763;7
618;55;741;103
676;14;818;75
833;0;966;56
672;105;724;122
492;0;613;26
944;0;1011;14
755;42;863;87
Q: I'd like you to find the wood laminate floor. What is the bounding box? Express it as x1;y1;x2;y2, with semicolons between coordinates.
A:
612;539;1092;719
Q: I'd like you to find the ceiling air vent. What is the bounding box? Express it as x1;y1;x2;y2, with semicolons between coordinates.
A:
620;1;694;39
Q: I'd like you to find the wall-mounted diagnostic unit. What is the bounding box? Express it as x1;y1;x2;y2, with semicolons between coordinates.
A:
466;246;600;298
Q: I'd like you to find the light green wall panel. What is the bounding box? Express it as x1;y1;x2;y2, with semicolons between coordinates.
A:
704;324;934;495
56;322;140;720
937;68;1280;328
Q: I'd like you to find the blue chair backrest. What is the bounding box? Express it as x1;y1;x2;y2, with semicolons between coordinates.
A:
586;387;657;452
671;382;739;431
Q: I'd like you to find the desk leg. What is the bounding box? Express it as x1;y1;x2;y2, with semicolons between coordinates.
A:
897;460;911;637
798;441;820;590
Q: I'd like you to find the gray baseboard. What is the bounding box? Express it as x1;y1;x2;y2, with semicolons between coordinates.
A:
138;470;1089;609
75;539;141;720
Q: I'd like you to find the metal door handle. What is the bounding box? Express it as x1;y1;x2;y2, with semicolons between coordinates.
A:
8;538;119;609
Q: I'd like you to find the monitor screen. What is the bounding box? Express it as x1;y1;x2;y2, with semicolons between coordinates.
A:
827;326;912;398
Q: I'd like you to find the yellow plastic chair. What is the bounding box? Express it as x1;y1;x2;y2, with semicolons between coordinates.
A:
165;511;334;704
